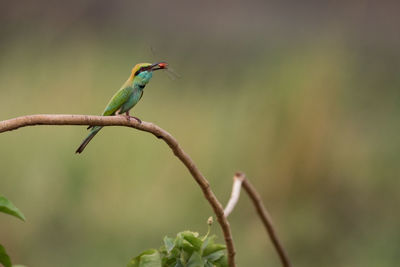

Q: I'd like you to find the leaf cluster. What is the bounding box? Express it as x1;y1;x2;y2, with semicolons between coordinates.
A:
127;230;227;267
1;196;227;267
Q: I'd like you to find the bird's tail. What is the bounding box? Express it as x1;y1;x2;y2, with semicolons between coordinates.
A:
75;126;103;154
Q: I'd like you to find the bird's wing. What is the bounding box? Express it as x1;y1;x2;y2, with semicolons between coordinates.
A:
102;85;132;116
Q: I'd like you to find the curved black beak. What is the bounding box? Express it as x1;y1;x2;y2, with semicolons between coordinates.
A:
150;62;168;71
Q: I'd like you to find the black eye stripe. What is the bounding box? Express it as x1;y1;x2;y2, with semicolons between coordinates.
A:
135;67;147;76
134;65;153;76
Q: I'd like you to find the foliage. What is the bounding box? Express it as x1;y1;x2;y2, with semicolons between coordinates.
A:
0;194;227;267
0;245;12;267
0;195;26;267
0;196;25;222
127;224;227;267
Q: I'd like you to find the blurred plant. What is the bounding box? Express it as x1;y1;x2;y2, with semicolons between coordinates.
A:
0;195;26;267
127;217;227;267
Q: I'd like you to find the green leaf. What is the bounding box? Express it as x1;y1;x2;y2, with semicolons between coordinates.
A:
180;249;191;264
173;260;184;267
201;235;216;253
180;232;202;251
127;249;161;267
214;255;228;267
175;233;184;248
0;244;12;267
200;236;210;253
163;236;175;254
181;240;197;254
0;196;25;221
175;233;197;254
204;250;224;262
186;251;203;267
162;256;177;267
203;243;226;257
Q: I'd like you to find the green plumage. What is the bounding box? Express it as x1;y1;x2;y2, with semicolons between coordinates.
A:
75;63;162;154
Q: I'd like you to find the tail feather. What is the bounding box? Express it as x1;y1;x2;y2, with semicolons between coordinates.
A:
75;127;102;154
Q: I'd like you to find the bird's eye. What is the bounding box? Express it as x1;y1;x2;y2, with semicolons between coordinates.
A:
135;68;143;76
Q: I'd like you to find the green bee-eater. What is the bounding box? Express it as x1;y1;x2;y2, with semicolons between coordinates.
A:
75;62;168;154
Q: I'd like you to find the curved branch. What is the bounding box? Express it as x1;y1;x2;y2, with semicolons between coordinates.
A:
232;172;291;267
0;114;236;267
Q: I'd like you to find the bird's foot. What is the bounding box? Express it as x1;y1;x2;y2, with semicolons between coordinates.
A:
116;114;141;124
125;115;142;124
131;116;142;123
123;112;141;124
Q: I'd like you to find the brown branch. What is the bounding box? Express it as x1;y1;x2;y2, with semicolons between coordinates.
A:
0;114;236;267
228;172;291;267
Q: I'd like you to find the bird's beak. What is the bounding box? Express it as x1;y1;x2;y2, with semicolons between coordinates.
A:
150;62;168;71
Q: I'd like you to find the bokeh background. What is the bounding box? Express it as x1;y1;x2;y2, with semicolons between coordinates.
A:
1;1;399;266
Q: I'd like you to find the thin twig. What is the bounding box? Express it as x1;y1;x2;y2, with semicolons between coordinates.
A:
224;174;244;217
0;114;237;267
230;172;291;267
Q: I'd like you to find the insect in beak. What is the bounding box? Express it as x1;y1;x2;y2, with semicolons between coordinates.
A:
150;62;168;71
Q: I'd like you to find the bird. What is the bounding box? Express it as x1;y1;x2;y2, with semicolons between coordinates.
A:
75;62;168;154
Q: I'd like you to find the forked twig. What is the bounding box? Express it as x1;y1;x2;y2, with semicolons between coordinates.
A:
224;172;291;267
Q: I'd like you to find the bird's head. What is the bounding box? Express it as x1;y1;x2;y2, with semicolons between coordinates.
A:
130;62;168;81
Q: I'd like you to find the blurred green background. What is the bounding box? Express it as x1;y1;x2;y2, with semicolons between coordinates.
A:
1;1;399;266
